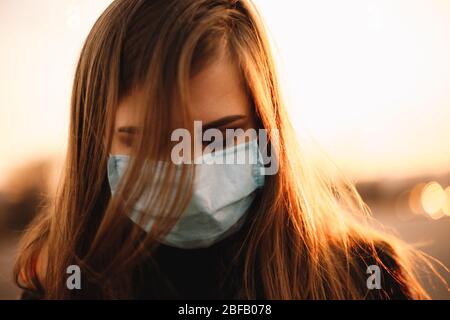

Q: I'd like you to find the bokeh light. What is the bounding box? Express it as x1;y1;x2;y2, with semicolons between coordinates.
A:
408;183;426;215
443;186;450;217
421;182;446;220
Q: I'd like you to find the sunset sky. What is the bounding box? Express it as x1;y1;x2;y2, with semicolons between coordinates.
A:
0;0;449;187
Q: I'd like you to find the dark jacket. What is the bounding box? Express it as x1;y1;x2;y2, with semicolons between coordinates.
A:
20;212;414;300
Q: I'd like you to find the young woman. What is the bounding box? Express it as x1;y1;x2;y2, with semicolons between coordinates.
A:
15;0;438;299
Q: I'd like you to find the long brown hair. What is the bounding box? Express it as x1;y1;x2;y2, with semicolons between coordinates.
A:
15;0;444;299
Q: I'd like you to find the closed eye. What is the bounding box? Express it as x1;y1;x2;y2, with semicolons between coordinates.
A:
117;126;140;147
202;126;241;147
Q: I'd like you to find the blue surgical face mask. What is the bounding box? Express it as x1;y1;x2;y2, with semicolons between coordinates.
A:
107;139;265;249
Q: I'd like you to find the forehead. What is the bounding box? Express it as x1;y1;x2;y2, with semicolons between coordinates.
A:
187;55;251;123
115;55;251;128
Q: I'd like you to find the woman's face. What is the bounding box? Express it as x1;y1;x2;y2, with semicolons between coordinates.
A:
110;55;257;156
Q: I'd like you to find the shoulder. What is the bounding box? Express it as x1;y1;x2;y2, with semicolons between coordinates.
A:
20;288;44;300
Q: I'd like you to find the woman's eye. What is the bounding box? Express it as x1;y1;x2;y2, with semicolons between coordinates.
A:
116;126;140;148
201;135;223;147
201;127;241;148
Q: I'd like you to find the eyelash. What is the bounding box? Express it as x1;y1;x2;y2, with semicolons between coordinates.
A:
201;127;242;145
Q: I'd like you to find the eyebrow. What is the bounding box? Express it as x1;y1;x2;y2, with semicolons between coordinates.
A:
203;114;247;131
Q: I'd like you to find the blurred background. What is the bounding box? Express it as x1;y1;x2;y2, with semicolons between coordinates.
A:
0;0;449;299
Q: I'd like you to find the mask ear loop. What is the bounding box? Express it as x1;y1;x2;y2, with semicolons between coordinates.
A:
256;131;272;178
250;139;265;188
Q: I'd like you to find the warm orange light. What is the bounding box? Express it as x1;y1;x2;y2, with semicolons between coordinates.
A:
421;182;446;219
443;186;450;217
1;1;450;184
408;183;425;215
